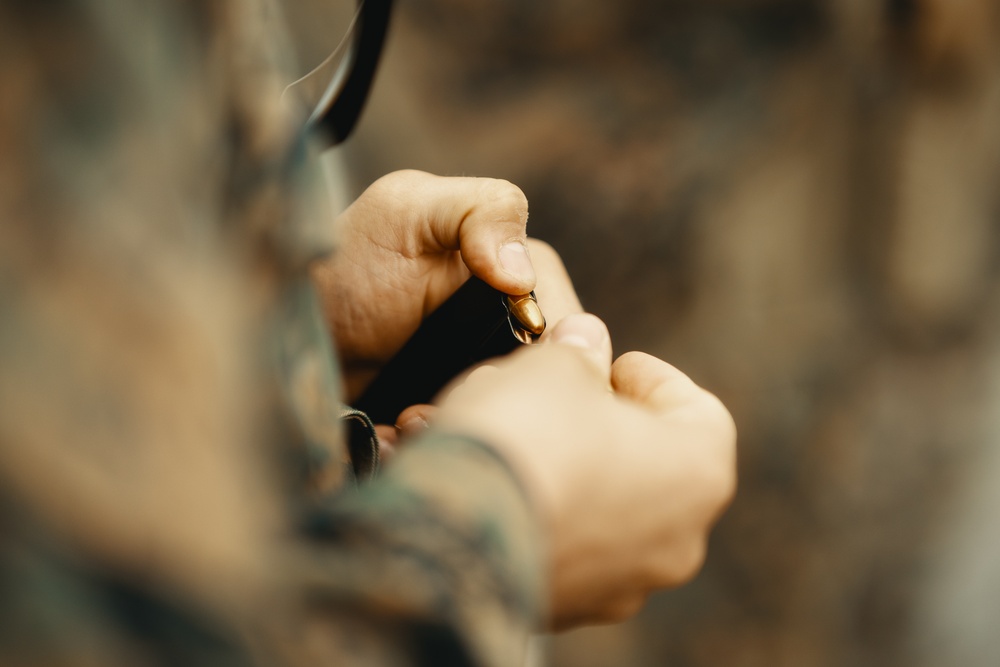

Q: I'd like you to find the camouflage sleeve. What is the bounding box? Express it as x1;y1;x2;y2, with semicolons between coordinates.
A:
272;276;546;666
0;1;548;665
291;433;546;667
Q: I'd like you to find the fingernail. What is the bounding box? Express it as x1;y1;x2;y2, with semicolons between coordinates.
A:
499;242;536;285
397;415;429;434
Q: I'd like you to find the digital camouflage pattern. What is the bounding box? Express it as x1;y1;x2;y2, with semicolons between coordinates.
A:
0;1;543;665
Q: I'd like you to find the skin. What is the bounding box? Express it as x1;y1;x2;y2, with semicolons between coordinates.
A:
310;169;737;629
311;169;582;453
437;315;736;628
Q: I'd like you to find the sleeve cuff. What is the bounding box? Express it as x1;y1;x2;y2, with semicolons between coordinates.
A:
298;431;546;666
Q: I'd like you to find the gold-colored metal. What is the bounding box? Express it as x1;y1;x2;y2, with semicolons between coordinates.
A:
510;325;534;345
505;293;546;339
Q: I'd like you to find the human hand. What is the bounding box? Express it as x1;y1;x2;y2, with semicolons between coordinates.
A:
310;170;581;406
433;314;737;629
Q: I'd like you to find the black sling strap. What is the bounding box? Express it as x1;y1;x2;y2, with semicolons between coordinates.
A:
308;0;394;147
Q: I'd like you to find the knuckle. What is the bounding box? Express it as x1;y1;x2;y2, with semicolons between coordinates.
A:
716;460;739;508
701;390;735;430
703;454;738;512
369;169;424;196
694;389;738;452
689;431;737;513
600;594;647;625
657;538;707;587
678;540;708;583
481;178;528;222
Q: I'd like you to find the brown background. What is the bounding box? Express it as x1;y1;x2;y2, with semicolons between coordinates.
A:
301;1;1000;665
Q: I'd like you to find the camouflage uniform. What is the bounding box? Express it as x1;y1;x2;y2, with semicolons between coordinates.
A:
0;1;542;665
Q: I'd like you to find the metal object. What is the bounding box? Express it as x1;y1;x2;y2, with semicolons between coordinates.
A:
505;293;546;343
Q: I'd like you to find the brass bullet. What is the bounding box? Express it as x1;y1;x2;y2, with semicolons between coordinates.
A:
506;294;546;336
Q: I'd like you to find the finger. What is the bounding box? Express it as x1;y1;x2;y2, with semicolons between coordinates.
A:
374;424;399;445
402;171;535;295
373;424;399;465
610;351;702;412
547;313;612;383
528;239;583;338
611;351;736;445
434;363;501;404
395;404;436;438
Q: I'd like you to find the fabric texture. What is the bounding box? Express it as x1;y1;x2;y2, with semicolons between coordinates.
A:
0;1;543;665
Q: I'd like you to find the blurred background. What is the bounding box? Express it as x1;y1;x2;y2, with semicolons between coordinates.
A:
293;1;1000;665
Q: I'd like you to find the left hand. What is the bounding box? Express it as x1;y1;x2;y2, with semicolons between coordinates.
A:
311;169;581;408
432;313;737;629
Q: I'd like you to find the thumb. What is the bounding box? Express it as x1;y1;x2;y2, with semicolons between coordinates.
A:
420;173;536;294
358;170;536;294
547;313;613;383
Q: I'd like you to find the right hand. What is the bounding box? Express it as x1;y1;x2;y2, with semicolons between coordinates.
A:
433;314;737;629
312;170;581;405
